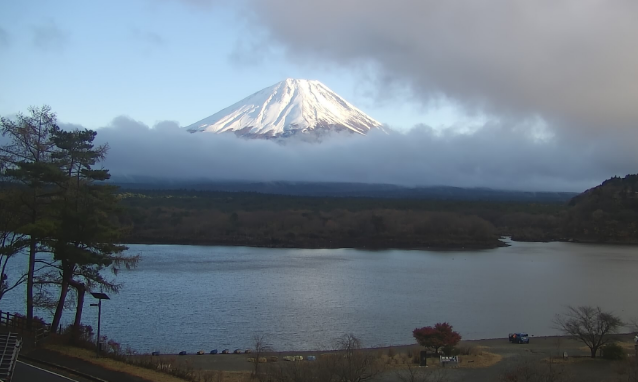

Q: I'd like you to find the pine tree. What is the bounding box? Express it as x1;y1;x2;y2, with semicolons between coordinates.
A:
0;106;58;325
47;127;138;333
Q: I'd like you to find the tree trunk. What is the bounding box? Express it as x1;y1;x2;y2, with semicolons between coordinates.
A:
590;346;597;358
71;280;85;331
51;264;73;333
50;278;69;333
26;238;36;327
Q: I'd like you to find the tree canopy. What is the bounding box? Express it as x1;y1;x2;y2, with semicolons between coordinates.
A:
413;322;462;354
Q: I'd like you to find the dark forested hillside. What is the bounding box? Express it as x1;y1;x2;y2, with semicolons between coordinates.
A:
562;174;638;243
115;190;566;249
114;174;638;249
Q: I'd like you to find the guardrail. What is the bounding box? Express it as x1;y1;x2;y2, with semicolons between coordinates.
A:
0;311;50;347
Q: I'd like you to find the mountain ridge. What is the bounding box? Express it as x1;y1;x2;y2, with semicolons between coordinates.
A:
110;178;578;202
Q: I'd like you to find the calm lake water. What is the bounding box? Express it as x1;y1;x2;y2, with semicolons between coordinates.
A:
2;239;637;353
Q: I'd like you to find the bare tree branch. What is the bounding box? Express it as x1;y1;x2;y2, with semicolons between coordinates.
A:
553;305;623;358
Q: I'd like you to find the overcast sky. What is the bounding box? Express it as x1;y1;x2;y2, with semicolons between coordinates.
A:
2;0;637;192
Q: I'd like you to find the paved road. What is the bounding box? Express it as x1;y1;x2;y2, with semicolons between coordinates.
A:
13;361;90;382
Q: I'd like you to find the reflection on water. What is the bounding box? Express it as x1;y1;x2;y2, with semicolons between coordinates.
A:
2;240;637;352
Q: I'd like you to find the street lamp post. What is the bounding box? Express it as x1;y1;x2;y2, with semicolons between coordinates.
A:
90;292;110;357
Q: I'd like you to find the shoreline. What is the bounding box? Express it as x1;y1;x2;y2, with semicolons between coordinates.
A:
120;236;638;251
511;236;638;247
121;237;509;251
136;333;638;356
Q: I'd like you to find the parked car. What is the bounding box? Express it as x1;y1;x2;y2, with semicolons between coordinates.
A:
508;333;530;344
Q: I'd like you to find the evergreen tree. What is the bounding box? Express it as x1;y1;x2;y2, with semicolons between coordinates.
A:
0;105;58;325
47;126;137;333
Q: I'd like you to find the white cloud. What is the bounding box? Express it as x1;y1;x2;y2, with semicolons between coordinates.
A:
91;116;635;192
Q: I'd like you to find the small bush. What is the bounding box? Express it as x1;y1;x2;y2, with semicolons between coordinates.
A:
49;324;95;349
602;343;626;360
387;347;395;358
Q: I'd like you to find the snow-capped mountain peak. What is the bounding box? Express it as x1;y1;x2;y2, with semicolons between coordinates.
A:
185;79;384;138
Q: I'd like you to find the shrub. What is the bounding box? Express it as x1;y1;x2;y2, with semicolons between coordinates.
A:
106;339;122;356
602;343;626;360
49;324;95;349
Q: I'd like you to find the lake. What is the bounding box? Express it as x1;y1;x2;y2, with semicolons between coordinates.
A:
1;239;637;353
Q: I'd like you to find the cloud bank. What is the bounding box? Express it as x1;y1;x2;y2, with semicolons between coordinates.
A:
91;117;636;192
236;0;638;134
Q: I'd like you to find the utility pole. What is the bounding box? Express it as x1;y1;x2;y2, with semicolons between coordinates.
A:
90;292;110;357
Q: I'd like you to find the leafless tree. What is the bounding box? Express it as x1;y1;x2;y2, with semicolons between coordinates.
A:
554;305;623;358
329;334;383;382
252;334;272;378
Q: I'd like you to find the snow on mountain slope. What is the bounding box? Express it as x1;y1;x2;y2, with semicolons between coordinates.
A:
185;79;384;138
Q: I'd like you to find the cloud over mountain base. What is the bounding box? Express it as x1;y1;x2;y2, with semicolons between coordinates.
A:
93;116;636;193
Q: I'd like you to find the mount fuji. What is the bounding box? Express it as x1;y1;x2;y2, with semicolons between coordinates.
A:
185;79;384;139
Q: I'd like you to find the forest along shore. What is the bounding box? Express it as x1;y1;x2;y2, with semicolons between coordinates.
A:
117;190;510;250
116;175;638;250
115;191;540;250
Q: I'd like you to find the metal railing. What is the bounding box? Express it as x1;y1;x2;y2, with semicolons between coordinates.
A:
0;311;50;347
0;333;21;382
